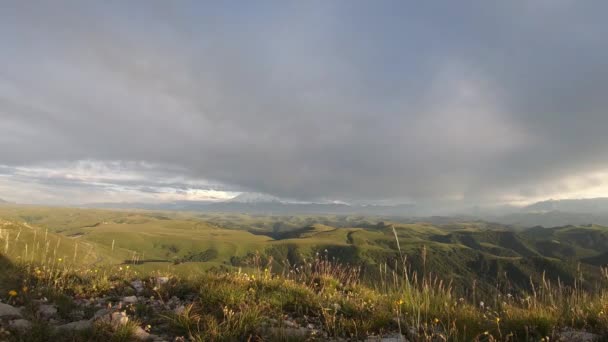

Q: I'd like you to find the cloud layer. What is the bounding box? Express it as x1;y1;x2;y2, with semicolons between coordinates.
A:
1;1;607;204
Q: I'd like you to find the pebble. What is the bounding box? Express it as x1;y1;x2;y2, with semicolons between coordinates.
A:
123;296;138;304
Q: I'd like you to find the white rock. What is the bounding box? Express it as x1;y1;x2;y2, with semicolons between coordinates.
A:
9;319;31;330
123;296;138;304
0;302;22;318
56;320;93;331
133;326;151;340
156;277;169;285
111;311;129;326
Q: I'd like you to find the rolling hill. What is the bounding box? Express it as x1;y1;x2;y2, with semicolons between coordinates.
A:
1;205;607;296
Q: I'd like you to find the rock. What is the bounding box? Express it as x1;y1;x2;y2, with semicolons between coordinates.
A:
93;308;110;320
56;320;93;331
149;334;167;342
269;327;310;338
123;296;138;304
174;305;185;315
131;280;144;293
133;326;151;340
8;319;31;330
38;304;58;318
0;303;22;318
283;319;298;328
558;330;599;342
155;277;169;285
111;311;129;326
365;334;409;342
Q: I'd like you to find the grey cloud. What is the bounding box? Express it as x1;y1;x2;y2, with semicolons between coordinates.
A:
0;1;607;204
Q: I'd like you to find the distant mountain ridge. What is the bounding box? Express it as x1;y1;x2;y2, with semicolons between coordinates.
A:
523;198;608;213
83;199;418;216
81;197;608;228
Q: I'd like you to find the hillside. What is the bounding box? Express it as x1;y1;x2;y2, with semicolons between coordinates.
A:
1;206;607;293
1;206;608;340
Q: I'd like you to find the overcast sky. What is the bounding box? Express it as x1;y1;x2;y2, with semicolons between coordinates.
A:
1;1;607;206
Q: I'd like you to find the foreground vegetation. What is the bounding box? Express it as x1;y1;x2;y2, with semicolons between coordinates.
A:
1;205;608;340
2;249;608;341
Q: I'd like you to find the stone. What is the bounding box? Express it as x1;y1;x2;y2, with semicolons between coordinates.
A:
111;311;129;326
38;304;58;318
155;277;169;285
93;308;110;320
56;320;93;331
0;303;22;318
283;319;298;328
365;334;409;342
122;296;138;304
131;280;144;293
558;330;599;342
173;305;185;315
133;326;151;340
8;319;31;330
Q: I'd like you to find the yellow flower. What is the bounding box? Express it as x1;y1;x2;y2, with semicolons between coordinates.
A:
8;290;17;297
396;299;404;306
434;318;440;324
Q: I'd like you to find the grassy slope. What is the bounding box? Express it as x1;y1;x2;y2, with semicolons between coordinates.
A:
3;206;608;340
1;205;608;293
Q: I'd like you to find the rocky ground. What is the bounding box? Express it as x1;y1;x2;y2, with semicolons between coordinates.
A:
0;275;603;342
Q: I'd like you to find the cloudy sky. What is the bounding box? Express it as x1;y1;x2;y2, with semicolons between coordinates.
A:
1;1;607;206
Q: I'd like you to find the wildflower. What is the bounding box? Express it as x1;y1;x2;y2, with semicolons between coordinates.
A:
8;290;17;297
126;265;130;269
396;299;404;306
434;318;440;324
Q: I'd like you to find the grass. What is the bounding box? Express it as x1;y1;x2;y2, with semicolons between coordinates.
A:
3;249;608;341
2;206;608;340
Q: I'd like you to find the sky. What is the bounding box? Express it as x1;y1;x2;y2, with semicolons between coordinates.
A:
0;1;607;206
